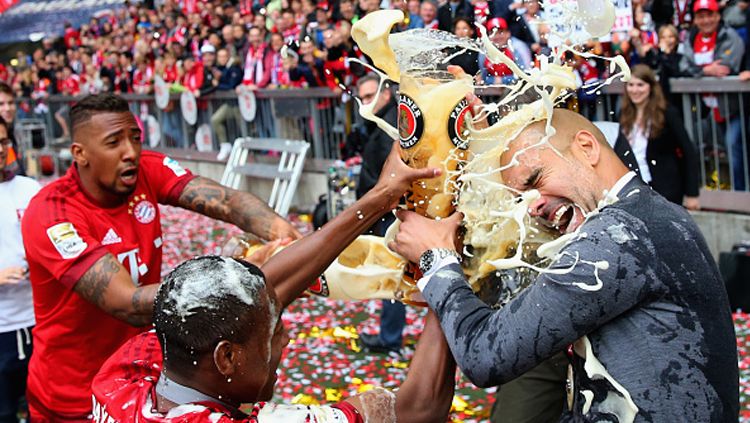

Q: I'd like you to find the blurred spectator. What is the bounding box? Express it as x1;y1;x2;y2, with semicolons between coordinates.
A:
197;44;219;97
680;0;744;76
132;57;153;96
211;47;244;147
339;0;359;22
286;39;326;87
308;7;334;48
180;55;204;96
438;0;474;32
491;0;522;22
629;4;659;64
651;0;694;36
280;9;303;43
0;115;39;423
449;17;480;76
472;0;491;27
392;0;424;30
420;0;440;29
642;24;686;103
241;26;271;89
721;0;748;41
0;83;24;176
680;0;746;190
478;18;531;85
267;34;292;88
511;0;549;55
620;64;701;209
53;66;81;140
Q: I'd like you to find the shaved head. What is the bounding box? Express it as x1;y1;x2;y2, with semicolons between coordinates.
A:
514;109;612;155
500;109;629;231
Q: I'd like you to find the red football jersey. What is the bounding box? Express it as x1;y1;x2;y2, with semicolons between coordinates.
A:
92;331;363;423
21;151;195;419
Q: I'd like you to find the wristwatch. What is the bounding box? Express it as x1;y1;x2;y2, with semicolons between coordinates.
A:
418;248;461;274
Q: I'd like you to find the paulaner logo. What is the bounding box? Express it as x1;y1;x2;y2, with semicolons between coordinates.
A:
398;93;424;149
448;98;470;150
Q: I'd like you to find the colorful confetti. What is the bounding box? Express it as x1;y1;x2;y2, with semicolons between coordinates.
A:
159;205;748;422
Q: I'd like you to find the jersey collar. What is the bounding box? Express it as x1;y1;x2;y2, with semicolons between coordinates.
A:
155;373;244;418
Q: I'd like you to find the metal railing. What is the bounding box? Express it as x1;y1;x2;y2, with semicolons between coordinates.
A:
17;88;351;161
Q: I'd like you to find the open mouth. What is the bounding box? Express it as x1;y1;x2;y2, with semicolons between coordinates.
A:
541;204;583;234
120;167;138;185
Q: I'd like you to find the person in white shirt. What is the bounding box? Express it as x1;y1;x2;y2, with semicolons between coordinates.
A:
0;116;40;423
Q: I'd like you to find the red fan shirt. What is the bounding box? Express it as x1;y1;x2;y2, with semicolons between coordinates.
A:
92;331;364;423
485;48;515;77
58;74;81;96
21;151;196;420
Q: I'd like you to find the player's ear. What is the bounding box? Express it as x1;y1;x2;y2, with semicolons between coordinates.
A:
70;143;88;167
213;340;236;376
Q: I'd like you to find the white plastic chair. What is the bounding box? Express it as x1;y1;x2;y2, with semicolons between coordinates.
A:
220;137;309;217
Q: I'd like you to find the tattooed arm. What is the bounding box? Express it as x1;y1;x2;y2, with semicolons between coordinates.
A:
73;253;158;327
176;176;301;241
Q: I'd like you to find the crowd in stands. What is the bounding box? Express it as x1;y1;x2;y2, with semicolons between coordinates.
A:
0;0;749;191
0;0;749;105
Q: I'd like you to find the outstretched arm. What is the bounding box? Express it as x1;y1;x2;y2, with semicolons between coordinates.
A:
176;176;301;241
345;311;455;422
394;311;455;421
262;143;441;308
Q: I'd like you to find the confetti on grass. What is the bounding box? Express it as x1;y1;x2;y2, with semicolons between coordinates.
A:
159;205;747;422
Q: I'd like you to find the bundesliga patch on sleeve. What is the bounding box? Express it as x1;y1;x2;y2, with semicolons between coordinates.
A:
163;156;187;177
46;222;88;259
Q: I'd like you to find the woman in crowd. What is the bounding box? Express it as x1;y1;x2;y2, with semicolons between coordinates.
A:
642;24;686;103
449;16;480;76
619;64;701;210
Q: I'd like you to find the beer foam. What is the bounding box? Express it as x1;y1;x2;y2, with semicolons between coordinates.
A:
350;3;630;288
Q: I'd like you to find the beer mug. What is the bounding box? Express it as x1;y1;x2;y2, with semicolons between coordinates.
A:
396;70;473;299
398;70;474;219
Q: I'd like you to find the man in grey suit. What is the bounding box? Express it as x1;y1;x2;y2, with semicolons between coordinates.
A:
390;109;738;422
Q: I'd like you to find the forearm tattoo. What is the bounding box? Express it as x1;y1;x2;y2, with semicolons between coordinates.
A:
75;254;120;308
75;253;153;327
177;176;279;239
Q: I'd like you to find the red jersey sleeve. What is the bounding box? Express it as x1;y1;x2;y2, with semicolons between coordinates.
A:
332;402;364;423
138;151;197;205
22;200;109;290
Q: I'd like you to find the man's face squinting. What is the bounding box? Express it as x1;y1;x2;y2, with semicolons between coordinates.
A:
74;112;142;198
0;93;16;125
500;132;599;234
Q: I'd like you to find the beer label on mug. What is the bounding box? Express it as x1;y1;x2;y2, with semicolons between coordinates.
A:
448;98;470;150
398;94;424;149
